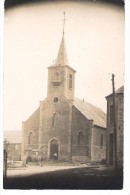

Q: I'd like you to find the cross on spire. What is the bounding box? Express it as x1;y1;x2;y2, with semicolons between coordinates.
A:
62;12;67;35
55;12;68;66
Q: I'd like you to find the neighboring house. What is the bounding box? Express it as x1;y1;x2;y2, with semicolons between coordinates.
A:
4;131;22;161
106;86;124;168
22;33;106;163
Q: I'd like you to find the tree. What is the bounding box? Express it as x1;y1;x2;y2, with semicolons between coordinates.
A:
4;139;10;154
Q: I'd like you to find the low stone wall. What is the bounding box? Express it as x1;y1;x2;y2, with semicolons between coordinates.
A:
91;146;106;162
72;156;91;162
7;161;26;168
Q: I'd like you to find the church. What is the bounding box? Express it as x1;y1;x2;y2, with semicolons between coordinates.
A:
22;26;106;163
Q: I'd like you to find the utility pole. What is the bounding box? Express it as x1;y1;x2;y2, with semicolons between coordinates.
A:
111;74;118;169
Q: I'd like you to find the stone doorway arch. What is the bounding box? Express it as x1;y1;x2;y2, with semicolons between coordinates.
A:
50;139;58;160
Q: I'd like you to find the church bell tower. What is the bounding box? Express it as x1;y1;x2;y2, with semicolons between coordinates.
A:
47;13;76;101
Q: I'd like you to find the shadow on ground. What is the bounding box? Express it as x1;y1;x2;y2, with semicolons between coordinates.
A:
3;166;123;190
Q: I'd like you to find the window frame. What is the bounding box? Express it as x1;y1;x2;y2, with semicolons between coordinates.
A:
28;132;33;145
78;131;84;145
52;113;58;127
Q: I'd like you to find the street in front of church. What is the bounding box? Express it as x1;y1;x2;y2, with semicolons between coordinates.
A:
3;164;123;189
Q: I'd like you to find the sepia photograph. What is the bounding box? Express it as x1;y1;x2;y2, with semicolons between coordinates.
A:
1;0;126;191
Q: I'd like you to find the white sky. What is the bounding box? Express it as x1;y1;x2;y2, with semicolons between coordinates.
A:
4;1;124;131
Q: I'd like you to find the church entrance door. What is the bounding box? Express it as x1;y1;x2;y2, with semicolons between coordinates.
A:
50;139;58;160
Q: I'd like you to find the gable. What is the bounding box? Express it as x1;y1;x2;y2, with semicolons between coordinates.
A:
25;107;40;125
106;85;124;99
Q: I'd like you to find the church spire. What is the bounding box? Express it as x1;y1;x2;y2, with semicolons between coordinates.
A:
62;11;66;35
55;12;69;66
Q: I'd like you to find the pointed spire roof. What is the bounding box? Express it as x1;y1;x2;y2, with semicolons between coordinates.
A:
55;34;69;66
49;12;76;72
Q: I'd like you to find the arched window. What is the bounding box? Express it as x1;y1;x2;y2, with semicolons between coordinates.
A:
52;113;58;127
78;131;84;145
28;132;33;145
69;74;72;89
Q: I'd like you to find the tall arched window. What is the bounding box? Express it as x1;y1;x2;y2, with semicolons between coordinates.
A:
69;74;72;89
28;132;33;145
78;131;84;145
52;113;58;127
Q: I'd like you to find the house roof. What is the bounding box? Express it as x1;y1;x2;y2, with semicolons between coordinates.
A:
4;131;22;143
115;86;124;94
106;85;124;98
74;98;106;128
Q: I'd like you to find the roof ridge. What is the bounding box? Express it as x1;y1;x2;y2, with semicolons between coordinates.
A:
75;97;106;114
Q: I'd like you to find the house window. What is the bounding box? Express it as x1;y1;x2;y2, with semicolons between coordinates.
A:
69;74;72;89
110;105;114;124
52;113;58;127
28;132;33;145
101;134;103;147
78;131;84;145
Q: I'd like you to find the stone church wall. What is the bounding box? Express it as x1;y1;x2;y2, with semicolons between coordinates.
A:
39;97;72;161
22;108;40;156
71;106;92;162
91;126;106;162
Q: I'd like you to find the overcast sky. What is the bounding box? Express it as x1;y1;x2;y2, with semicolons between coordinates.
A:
4;0;124;131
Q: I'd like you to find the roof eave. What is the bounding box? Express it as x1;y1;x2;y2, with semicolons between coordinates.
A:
48;65;76;72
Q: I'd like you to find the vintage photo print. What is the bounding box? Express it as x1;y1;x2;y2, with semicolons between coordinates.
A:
1;0;129;192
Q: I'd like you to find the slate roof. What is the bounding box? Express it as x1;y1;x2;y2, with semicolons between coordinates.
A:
55;35;69;66
4;131;22;143
74;98;106;128
106;85;124;98
115;86;124;94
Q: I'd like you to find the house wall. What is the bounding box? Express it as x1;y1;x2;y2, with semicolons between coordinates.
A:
116;94;124;167
7;143;22;161
106;93;124;167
